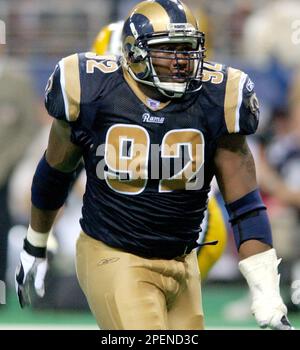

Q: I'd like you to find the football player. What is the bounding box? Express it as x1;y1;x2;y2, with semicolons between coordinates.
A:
91;20;228;281
16;0;292;330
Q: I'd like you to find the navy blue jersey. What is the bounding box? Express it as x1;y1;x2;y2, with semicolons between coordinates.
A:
45;52;259;259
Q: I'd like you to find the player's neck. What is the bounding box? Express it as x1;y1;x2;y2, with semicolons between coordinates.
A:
136;81;170;103
122;66;170;103
122;67;173;111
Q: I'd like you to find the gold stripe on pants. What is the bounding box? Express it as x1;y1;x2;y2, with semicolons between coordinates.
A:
76;231;204;330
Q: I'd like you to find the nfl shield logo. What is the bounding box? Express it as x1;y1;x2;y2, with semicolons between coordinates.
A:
147;98;161;110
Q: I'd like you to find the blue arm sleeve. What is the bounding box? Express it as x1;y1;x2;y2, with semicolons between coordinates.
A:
31;153;77;210
225;189;273;249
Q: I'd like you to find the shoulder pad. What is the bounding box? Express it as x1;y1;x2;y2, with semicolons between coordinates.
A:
223;67;259;135
45;52;121;123
45;53;81;122
201;61;227;108
79;52;120;103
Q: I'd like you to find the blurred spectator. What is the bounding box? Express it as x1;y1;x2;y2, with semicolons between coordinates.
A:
237;0;300;139
228;2;253;56
258;109;300;261
0;45;39;284
5;0;111;58
242;0;300;68
260;72;300;271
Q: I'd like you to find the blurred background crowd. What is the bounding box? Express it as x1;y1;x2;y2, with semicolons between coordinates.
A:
1;0;300;328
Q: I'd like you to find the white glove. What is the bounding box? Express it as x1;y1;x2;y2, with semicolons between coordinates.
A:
239;248;294;330
15;226;53;308
15;250;48;308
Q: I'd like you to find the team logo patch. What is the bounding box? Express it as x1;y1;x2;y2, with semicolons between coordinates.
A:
142;113;165;124
146;98;161;110
45;75;54;97
246;78;255;92
249;93;260;117
44;65;57;100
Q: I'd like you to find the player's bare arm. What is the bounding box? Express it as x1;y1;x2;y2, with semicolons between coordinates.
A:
214;134;270;259
31;119;83;233
214;134;256;203
214;133;293;329
15;119;83;307
46;119;83;172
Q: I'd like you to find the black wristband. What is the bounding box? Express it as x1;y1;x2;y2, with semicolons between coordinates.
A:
23;238;47;258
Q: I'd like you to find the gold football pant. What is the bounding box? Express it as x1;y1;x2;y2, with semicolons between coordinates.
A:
76;231;204;330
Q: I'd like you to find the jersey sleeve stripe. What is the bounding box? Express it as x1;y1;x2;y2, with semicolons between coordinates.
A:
235;72;248;133
59;54;81;122
58;60;69;120
224;68;246;133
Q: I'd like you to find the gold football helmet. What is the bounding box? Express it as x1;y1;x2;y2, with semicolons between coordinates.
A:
121;0;206;98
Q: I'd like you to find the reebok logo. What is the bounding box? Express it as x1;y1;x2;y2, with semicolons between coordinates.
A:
142;113;165;124
97;257;120;266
